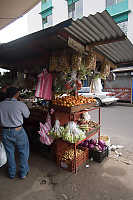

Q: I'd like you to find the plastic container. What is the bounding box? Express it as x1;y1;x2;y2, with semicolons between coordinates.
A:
56;146;88;172
93;146;109;163
100;135;110;146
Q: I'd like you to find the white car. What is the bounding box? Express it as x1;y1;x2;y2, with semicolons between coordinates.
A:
78;87;119;106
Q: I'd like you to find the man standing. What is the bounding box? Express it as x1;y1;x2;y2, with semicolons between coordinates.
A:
0;87;30;179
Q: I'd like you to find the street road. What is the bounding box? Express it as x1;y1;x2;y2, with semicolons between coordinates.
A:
100;104;133;153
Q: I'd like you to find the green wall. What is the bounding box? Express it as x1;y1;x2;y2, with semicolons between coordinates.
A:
106;0;130;23
67;0;79;6
40;0;53;19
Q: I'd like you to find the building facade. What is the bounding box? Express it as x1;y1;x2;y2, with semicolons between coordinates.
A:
40;0;68;29
27;2;42;34
26;0;133;43
40;0;104;28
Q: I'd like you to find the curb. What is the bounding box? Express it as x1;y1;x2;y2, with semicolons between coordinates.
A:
116;103;133;107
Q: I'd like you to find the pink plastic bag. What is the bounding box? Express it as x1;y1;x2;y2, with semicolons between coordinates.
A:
38;114;54;145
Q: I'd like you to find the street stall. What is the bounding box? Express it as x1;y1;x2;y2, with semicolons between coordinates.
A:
1;10;133;173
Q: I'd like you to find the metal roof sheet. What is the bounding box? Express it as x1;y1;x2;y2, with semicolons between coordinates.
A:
95;39;133;65
112;66;133;72
0;10;133;71
64;10;133;65
64;10;125;45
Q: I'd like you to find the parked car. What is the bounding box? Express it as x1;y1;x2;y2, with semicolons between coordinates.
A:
78;87;119;106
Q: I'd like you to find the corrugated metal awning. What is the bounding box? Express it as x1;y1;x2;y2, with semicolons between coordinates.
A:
64;10;133;65
0;10;133;72
112;66;133;73
95;39;133;65
64;11;125;46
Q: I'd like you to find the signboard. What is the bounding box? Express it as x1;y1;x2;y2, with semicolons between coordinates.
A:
105;88;131;102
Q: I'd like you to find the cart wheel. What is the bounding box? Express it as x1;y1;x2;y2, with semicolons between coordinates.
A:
94;98;102;106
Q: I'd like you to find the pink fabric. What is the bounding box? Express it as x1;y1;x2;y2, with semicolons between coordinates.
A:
38;114;53;145
35;69;52;100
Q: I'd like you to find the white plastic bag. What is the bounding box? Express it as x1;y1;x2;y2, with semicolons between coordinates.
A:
0;142;7;167
83;112;91;122
62;121;86;143
53;120;61;137
93;78;103;93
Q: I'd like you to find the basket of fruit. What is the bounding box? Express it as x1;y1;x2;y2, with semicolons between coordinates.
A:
93;146;109;163
51;96;96;113
78;119;100;137
56;146;88;172
79;139;109;162
55;139;73;156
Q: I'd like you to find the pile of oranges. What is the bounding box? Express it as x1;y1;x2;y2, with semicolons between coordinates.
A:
52;95;96;107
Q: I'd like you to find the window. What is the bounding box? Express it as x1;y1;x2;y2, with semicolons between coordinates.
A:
106;0;124;7
42;17;47;24
68;3;75;19
117;0;124;3
106;0;115;7
42;15;53;29
118;21;128;35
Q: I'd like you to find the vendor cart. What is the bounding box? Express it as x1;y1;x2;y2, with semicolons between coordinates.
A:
0;10;133;173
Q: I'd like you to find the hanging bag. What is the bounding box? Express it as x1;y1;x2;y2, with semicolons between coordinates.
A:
0;142;7;167
38;113;54;145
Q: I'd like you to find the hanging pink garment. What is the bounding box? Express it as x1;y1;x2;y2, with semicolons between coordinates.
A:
35;69;52;100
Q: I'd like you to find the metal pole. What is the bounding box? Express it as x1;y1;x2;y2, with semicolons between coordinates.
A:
131;79;132;104
98;107;100;140
74;143;77;173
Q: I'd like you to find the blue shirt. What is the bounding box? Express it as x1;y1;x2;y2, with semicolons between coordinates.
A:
0;98;30;127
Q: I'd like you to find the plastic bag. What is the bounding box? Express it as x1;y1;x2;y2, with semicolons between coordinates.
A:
83;112;91;122
62;121;86;143
38;113;54;145
53;120;60;132
0;142;7;167
51;120;61;138
93;78;103;93
49;120;64;138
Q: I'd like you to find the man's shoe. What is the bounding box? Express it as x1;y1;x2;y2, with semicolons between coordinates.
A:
9;174;16;179
9;176;15;179
20;175;26;179
19;172;29;179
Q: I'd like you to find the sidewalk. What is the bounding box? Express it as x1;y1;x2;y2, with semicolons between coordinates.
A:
0;150;133;200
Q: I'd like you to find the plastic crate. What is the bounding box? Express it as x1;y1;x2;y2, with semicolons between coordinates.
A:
55;139;73;156
93;146;109;163
56;146;88;172
52;103;96;113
